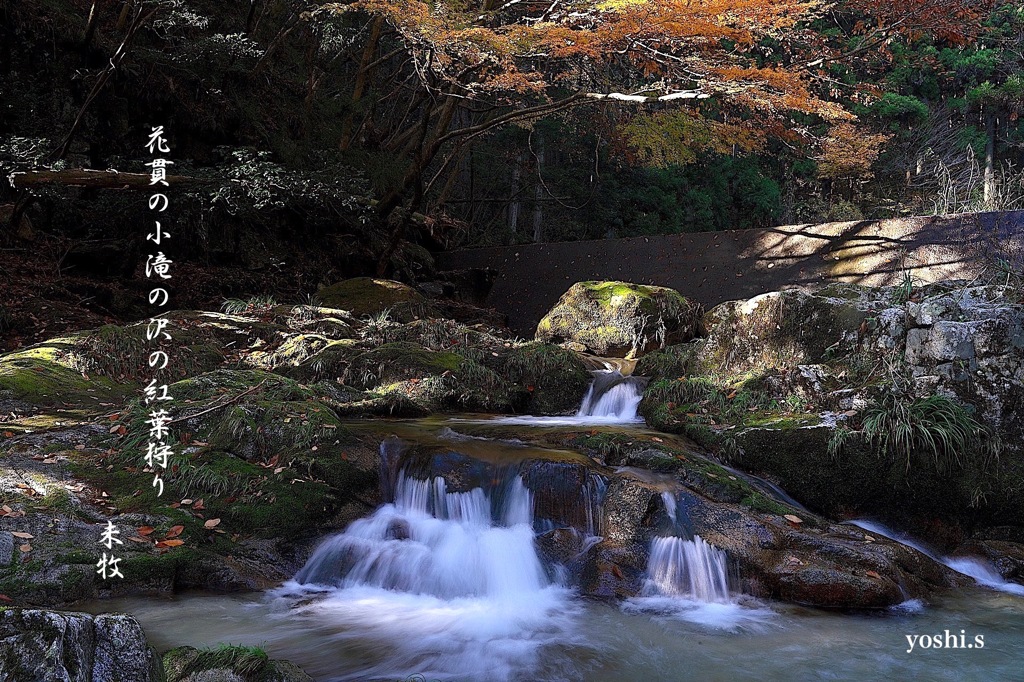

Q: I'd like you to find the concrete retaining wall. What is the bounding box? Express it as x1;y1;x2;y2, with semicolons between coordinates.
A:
436;211;1024;335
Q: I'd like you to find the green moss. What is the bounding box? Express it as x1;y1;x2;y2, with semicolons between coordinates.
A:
0;347;124;407
57;549;95;565
741;491;792;516
503;342;591;414
634;344;697;381
316;277;424;320
343;342;513;411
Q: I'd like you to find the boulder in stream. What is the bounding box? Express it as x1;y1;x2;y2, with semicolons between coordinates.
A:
0;609;163;682
536;281;703;358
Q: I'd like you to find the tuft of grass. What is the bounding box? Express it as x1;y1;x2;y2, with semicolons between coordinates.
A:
826;424;855;459
184;643;269;679
861;393;1000;474
221;295;277;317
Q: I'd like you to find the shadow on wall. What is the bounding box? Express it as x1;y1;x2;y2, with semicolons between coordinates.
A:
437;211;1024;336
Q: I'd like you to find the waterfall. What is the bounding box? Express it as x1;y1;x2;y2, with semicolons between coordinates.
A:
576;369;646;420
295;472;546;599
643;536;732;603
489;368;647;425
848;519;1024;597
661;491;678;527
284;463;578;681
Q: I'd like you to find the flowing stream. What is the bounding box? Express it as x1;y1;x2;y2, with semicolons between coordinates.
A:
79;371;1024;681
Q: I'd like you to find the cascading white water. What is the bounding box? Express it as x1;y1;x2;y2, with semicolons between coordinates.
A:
623;532;771;630
295;472;546;598
643;536;732;603
489;368;646;426
848;519;1024;597
661;491;678;527
576;369;645;420
281;469;578;681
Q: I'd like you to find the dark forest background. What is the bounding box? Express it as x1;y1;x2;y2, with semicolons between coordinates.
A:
1;1;1022;344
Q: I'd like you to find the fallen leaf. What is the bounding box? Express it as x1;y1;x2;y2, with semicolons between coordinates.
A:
866;570;881;580
165;525;184;538
108;413;120;421
273;467;284;474
192;499;205;510
181;498;193;505
10;532;33;539
2;432;12;438
204;518;221;529
18;544;31;553
155;539;184;548
651;437;663;443
137;526;155;536
0;594;11;602
127;536;151;543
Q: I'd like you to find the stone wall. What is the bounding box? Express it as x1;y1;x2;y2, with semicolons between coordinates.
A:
437;211;1024;335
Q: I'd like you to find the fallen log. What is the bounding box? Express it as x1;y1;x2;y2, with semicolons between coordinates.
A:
8;169;213;191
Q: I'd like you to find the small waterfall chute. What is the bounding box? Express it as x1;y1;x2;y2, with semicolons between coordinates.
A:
490;368;647;426
847;519;1024;597
643;536;732;604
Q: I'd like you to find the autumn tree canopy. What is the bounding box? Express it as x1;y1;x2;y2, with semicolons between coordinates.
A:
316;0;998;265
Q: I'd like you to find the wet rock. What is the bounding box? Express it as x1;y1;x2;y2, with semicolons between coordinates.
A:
579;457;961;608
0;609;163;682
536;281;703;358
953;539;1024;582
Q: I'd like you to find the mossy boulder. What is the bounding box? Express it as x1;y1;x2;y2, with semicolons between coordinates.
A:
535;281;703;358
343;342;515;412
0;344;124;410
502;342;592;414
633;343;697;381
247;335;362;383
317;277;425;321
163;645;314;682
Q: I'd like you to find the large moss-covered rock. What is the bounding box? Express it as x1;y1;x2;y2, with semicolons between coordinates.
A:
317;277;424;321
0;609;163;682
633;283;1024;541
343;342;515;412
535;281;703;358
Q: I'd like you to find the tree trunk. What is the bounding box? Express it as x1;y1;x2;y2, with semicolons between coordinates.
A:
983;111;996;209
9;169;207;190
508;153;523;236
82;0;101;49
532;133;545;243
340;17;384;152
